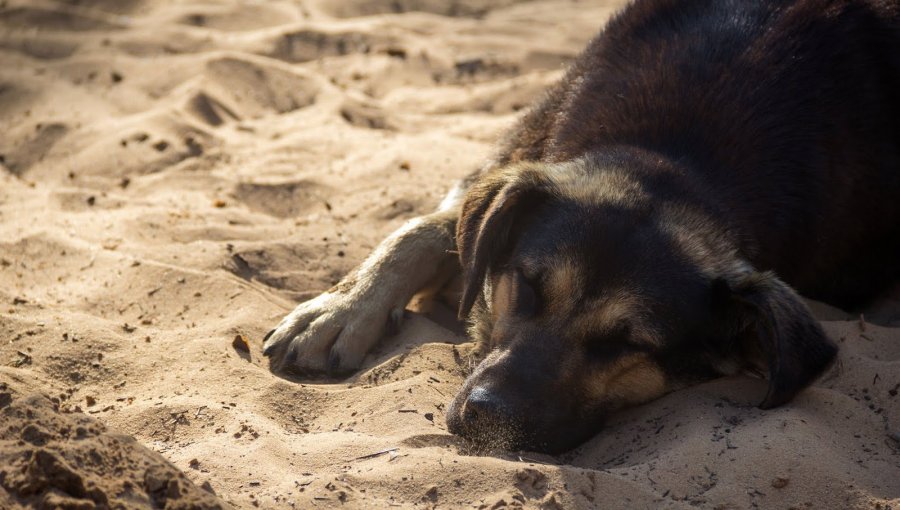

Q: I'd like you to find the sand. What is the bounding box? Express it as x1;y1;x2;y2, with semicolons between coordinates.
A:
0;0;898;508
1;372;224;509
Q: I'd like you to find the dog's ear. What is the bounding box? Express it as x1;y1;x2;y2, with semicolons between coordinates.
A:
713;270;838;409
456;165;553;319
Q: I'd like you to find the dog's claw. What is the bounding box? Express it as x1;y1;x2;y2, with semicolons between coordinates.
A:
388;306;405;335
262;329;277;356
284;345;299;366
327;351;341;376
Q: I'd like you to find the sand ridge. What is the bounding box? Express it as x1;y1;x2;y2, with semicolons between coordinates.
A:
0;0;898;508
0;370;225;509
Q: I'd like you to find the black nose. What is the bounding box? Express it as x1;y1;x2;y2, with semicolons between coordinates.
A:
462;387;508;428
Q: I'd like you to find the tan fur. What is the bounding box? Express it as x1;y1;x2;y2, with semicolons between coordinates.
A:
569;293;662;347
491;272;512;322
543;256;583;316
585;353;668;406
549;160;648;207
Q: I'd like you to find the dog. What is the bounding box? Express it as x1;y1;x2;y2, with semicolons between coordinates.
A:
263;0;900;453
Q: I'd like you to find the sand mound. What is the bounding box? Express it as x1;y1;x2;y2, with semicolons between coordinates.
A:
0;371;225;509
0;0;897;508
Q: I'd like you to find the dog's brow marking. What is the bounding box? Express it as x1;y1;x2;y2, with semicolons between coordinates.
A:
586;353;667;405
545;257;582;315
575;293;663;347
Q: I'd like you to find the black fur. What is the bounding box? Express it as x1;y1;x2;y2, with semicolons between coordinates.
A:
494;0;900;308
448;0;898;453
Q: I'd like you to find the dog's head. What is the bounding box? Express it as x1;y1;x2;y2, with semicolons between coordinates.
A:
446;155;837;453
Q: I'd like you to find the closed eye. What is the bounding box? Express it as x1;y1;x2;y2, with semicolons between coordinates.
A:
511;267;539;317
586;323;633;361
586;341;626;361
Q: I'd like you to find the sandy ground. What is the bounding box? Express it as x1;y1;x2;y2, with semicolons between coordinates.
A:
1;0;899;508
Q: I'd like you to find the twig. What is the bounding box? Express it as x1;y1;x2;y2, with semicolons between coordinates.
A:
350;447;399;462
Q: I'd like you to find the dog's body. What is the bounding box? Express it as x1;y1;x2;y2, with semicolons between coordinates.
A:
264;0;900;452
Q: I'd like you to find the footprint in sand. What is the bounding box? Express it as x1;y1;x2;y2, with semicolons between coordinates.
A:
315;0;532;18
232;179;330;219
185;56;321;126
0;33;79;60
267;28;391;63
0;122;68;176
0;5;124;31
177;3;299;32
339;98;394;130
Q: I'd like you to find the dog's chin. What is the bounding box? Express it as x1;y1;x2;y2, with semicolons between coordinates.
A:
447;419;598;455
446;397;600;454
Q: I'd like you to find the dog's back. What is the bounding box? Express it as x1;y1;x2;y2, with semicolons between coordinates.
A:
496;0;900;308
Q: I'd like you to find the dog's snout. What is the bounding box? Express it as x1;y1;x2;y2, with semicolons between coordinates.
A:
462;387;508;427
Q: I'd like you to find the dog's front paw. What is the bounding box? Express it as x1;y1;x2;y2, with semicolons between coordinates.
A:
263;288;404;375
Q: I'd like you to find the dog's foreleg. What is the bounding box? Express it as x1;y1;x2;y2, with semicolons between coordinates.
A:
263;182;466;374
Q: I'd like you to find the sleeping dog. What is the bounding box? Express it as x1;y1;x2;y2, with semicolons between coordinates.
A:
263;0;900;453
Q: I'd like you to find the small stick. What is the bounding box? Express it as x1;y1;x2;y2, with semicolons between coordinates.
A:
350;447;399;462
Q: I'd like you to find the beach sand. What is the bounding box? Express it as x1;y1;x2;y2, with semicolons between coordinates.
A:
1;0;898;508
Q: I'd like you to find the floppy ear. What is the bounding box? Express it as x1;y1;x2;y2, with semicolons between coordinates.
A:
456;165;553;319
714;271;838;409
